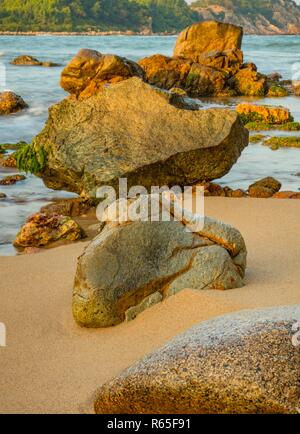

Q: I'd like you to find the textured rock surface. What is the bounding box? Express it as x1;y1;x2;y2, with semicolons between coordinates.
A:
139;54;227;96
197;48;243;75
248;177;282;198
33;78;248;197
95;305;300;414
61;49;144;99
229;64;267;96
14;212;84;247
0;91;28;115
173;21;243;62
73;206;247;328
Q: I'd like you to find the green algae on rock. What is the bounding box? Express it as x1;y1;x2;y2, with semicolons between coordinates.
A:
249;134;266;143
94;305;300;414
237;103;293;125
15;142;48;175
264;136;300;150
245;121;300;131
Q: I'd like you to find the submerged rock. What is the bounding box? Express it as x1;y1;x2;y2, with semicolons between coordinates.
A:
0;174;26;185
0;192;6;199
33;77;248;197
73;197;247;328
248;177;282;198
14;212;84;248
94;305;300;414
61;49;144;99
236;103;293;125
0;153;17;168
264;136;300;150
0;91;28;115
10;55;60;67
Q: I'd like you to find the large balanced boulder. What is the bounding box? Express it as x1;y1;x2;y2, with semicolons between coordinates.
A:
61;49;144;99
94;305;300;414
0;91;28;115
173;21;243;62
32;77;248;196
73;198;247;328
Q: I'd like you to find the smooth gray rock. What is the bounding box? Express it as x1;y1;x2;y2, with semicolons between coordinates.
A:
73;206;247;328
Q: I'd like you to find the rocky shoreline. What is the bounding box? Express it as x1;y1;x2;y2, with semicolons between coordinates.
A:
0;30;177;37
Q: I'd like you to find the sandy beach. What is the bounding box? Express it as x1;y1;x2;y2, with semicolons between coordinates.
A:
0;196;299;414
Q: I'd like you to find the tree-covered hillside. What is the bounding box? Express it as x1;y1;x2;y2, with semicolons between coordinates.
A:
0;0;198;32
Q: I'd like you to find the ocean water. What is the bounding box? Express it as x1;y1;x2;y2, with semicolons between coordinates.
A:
0;34;300;255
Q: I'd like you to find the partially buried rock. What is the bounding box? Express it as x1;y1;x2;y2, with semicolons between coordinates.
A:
202;182;247;198
248;177;281;198
73;195;247;328
94;305;300;414
10;55;59;67
0;192;6;199
0;174;26;185
273;191;300;199
13;212;84;248
33;77;248;197
61;49;144;99
0;92;28;115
